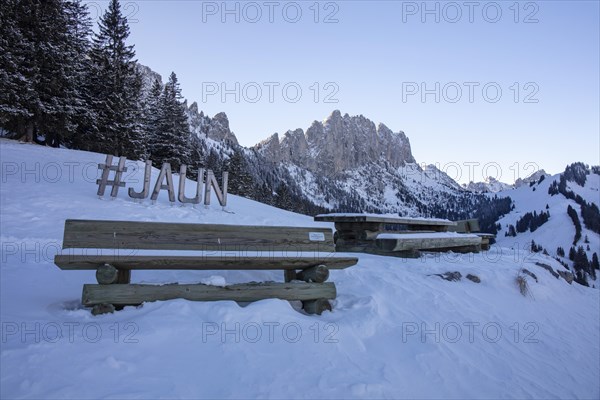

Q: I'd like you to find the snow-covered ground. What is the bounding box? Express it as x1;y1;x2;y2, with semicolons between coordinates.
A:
1;139;598;399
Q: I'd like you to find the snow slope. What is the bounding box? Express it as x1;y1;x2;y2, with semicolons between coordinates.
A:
1;139;599;399
495;171;600;283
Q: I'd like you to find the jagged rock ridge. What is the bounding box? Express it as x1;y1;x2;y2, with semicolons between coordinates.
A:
255;110;415;176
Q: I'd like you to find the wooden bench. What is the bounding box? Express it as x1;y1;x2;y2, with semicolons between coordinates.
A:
314;214;482;257
54;219;358;315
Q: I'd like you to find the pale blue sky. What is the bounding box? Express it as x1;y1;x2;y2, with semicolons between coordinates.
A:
87;1;599;183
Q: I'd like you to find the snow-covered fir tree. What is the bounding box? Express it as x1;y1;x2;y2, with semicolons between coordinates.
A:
226;148;255;197
0;0;92;145
83;0;145;159
148;72;191;169
142;78;163;157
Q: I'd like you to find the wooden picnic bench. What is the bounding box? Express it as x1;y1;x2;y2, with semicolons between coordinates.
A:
314;214;482;257
54;219;358;315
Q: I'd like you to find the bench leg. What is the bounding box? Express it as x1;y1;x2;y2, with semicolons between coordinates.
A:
91;303;115;316
96;264;131;284
92;265;130;314
284;270;297;282
302;298;332;315
117;269;131;283
296;265;329;283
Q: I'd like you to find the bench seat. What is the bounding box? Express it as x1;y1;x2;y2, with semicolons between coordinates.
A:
55;255;359;271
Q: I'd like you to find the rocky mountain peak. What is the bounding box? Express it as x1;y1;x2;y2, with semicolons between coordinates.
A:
136;63;239;146
203;112;239;145
256;111;415;176
188;101;204;118
255;133;282;163
514;169;548;188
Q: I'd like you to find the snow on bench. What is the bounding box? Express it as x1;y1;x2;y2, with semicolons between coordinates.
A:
376;232;482;252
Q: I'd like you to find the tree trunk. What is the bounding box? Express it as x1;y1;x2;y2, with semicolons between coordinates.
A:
18;122;35;143
25;122;34;142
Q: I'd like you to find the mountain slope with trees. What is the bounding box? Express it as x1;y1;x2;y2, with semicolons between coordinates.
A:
496;164;600;287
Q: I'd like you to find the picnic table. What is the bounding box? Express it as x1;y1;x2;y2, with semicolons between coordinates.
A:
314;213;483;257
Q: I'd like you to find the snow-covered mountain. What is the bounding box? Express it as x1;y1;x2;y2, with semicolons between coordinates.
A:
514;169;549;188
494;164;599;286
250;110;474;213
464;177;514;193
1;139;598;399
464;170;548;193
133;66;510;226
134;67;596;261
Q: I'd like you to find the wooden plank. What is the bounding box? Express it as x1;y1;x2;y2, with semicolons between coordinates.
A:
376;236;482;252
82;282;337;306
54;255;358;271
62;220;334;252
315;214;456;226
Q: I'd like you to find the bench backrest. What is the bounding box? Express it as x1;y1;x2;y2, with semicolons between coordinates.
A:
61;219;335;252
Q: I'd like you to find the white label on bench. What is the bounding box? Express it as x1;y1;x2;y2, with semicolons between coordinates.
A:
309;232;325;242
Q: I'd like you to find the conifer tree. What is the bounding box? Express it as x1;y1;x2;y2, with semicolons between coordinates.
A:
150;72;190;169
85;0;144;158
205;148;221;176
569;246;576;261
143;78;163;157
0;0;34;138
573;246;590;276
0;0;91;145
50;0;93;147
226;148;255;197
574;270;589;287
275;183;293;210
592;253;600;271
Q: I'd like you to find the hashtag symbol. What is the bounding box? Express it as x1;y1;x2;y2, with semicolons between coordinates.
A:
96;155;128;197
